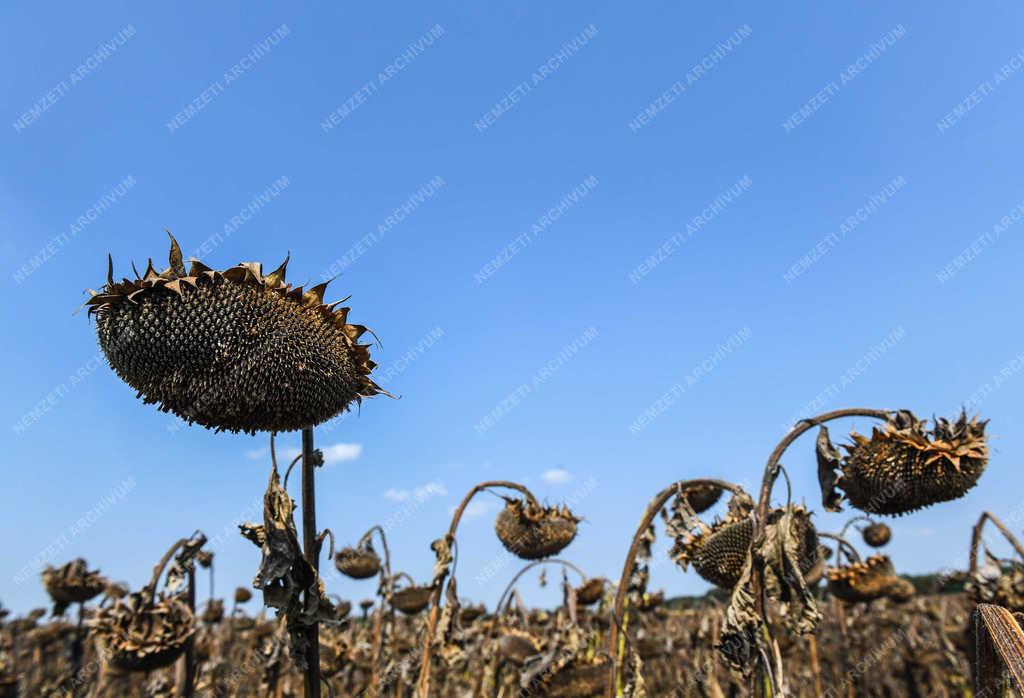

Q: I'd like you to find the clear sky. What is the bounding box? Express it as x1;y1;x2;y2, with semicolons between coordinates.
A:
2;2;1023;614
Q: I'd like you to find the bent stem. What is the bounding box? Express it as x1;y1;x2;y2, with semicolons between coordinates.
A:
818;532;862;566
750;408;890;697
605;478;745;698
838;515;875;540
415;481;538;698
494;558;588;616
364;525;394;697
969;511;1024;575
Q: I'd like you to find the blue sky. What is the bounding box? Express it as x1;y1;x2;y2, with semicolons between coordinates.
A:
3;1;1024;614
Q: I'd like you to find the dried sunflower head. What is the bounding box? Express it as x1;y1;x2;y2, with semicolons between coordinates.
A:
459;603;486;623
677;506;819;590
826;554;913;603
838;410;988;515
201;599;224;625
497;629;542;667
574;578;605;606
334;544;382;580
86;234;380;434
41;559;106;615
685;484;723;514
391;583;433;615
965;553;1024;611
329;598;352;621
90;588;195;672
544;657;611;698
686;517;754;589
494;498;580;560
862;522;892;547
233;587;252;604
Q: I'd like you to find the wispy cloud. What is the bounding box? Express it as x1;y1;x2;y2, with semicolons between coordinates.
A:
384;481;447;502
541;468;573;485
322;443;362;464
244;442;362;465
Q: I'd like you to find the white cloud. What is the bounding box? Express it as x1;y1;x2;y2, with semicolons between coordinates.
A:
541;468;573;485
385;480;447;503
250;442;362;466
321;443;362;464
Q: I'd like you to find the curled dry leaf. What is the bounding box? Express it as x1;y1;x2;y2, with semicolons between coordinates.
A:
238;460;334;670
164;531;207;595
719;505;821;683
816;426;844;513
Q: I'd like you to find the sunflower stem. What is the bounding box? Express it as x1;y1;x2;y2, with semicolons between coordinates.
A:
69;601;84;698
176;568;196;697
415;480;539;698
301;426;321;698
605;478;746;698
750;408;891;695
969;511;1024;575
365;525;394;697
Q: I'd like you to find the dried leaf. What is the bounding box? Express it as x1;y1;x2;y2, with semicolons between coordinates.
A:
816;426;844;512
164;532;207;595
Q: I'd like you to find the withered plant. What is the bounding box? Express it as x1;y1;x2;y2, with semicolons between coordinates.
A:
86;235;385;697
415;480;579;697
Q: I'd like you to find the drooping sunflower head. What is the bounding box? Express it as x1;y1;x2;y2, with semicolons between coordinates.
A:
684;483;723;514
826;554;913;604
838;410;988;516
862;522;892;548
391;582;433;615
334;544;382;580
86;234;381;434
574;577;606;606
41;559;106;615
685;516;754;590
544;657;612;698
201;599;225;625
674;503;819;592
91;589;196;672
494;498;580;560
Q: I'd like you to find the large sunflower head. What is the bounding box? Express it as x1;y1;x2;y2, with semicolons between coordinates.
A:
838;410;988;516
86;234;380;433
